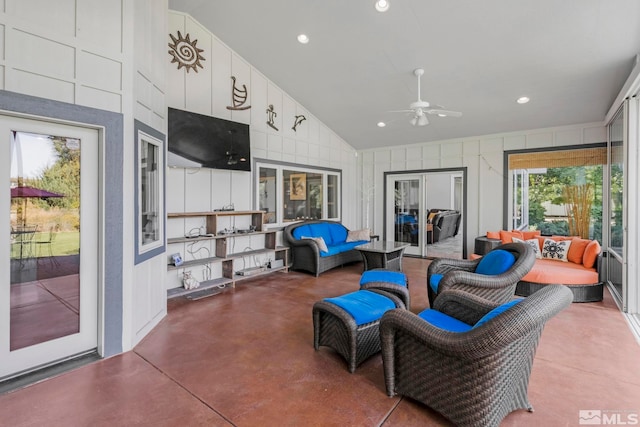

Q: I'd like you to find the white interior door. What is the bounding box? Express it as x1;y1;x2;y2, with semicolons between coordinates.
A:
386;174;427;257
0;115;99;379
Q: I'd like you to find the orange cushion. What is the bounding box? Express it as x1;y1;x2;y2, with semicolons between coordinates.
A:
500;230;523;244
521;259;598;285
521;230;541;240
486;231;500;239
567;238;591;264
583;240;601;268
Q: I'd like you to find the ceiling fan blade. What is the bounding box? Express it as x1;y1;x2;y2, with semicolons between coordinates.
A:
388;109;414;113
425;109;462;117
418;114;429;126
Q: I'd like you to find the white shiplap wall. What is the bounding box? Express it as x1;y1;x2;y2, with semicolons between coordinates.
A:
0;0;170;351
165;11;358;290
358;123;606;256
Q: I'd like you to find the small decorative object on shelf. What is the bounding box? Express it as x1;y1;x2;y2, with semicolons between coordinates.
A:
226;76;251;111
266;104;279;131
168;31;206;73
171;253;183;266
292;114;306;131
182;271;200;290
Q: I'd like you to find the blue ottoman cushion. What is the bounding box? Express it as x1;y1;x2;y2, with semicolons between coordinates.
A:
324;290;396;326
360;270;407;287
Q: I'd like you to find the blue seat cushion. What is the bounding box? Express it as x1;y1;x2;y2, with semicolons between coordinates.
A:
475;249;516;275
429;274;443;292
324;290;396;326
360;270;407;287
328;223;348;245
418;308;473;333
321;241;367;257
473;298;522;328
292;222;349;246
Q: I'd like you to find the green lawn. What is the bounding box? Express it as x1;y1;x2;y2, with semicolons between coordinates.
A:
41;231;80;257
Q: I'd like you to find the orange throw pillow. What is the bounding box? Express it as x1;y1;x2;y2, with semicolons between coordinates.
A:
486;231;501;239
521;230;541;240
583;240;601;268
500;230;523;244
567;238;590;264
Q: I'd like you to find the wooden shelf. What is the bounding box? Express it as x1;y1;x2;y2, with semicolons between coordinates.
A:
166;210;288;299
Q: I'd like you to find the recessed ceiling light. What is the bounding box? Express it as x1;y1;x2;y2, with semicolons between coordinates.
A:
377;122;386;127
437;114;446;117
297;34;309;44
517;96;530;104
375;0;390;12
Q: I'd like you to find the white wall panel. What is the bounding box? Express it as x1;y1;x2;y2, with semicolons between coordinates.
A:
479;137;504;153
229;54;251;124
211;37;231;119
184;19;213;116
267;82;283;133
307;116;319;144
282;95;296;138
77;0;122;53
11;30;75;81
504;135;526;151
526;132;553;148
167;13;186;108
249;70;267;131
555;128;582;146
79;51;122;92
10;70;74;103
8;0;75;38
308;142;320;161
0;24;5;60
185;169;212;211
77;85;121;112
584;125;606;143
294;105;309;140
166;168;185;213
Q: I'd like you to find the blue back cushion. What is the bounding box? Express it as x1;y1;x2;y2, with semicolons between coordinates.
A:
328;223;348;244
429;274;443;292
324;290;396;326
292;223;336;245
360;270;407;287
473;298;522;329
418;308;472;332
475;249;516;275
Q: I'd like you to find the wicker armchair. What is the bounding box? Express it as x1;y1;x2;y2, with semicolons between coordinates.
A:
427;242;535;307
380;285;573;427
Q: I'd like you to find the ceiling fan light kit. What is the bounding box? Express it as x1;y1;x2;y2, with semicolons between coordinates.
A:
390;67;462;126
375;0;390;12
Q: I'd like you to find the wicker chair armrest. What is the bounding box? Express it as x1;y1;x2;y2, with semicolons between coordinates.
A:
427;257;479;277
288;237;321;255
381;285;573;360
433;289;500;325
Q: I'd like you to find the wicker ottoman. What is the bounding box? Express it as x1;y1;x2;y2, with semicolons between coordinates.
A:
313;289;404;373
359;269;410;309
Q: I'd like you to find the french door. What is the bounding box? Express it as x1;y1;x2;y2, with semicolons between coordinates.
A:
385;174;428;257
0;115;99;379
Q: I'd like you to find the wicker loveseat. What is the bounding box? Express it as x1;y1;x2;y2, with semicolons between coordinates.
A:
284;220;369;276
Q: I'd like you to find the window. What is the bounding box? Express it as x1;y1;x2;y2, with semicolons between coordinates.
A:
255;161;340;225
135;120;165;264
506;146;606;242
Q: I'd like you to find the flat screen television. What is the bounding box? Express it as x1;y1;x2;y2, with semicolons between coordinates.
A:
167;107;251;171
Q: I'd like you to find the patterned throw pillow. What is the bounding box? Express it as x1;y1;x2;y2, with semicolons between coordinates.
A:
541;238;572;262
512;237;542;259
346;228;371;242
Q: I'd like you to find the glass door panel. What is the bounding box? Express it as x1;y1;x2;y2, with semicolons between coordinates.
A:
608;105;625;307
1;116;98;380
386;175;426;257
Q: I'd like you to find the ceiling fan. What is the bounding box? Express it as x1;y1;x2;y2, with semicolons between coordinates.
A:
391;68;462;126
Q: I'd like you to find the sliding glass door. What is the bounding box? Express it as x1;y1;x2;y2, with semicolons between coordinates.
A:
386;174;427;256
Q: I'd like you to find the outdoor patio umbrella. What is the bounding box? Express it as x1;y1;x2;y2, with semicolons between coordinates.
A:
11;185;64;227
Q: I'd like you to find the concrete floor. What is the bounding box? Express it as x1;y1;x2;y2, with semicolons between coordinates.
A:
1;257;639;426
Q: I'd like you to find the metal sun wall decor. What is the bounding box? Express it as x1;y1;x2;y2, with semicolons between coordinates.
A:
292;115;306;132
168;31;205;73
266;104;279;131
226;76;251;111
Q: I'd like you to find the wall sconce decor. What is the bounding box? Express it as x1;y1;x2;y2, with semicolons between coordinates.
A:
266;104;279;131
226;76;251;111
292;114;306;132
168;31;205;73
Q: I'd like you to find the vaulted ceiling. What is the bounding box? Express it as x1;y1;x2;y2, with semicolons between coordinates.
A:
169;0;640;150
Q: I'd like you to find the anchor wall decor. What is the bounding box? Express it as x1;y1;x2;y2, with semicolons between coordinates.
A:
292;115;306;132
266;104;279;131
168;31;205;73
226;76;251;110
